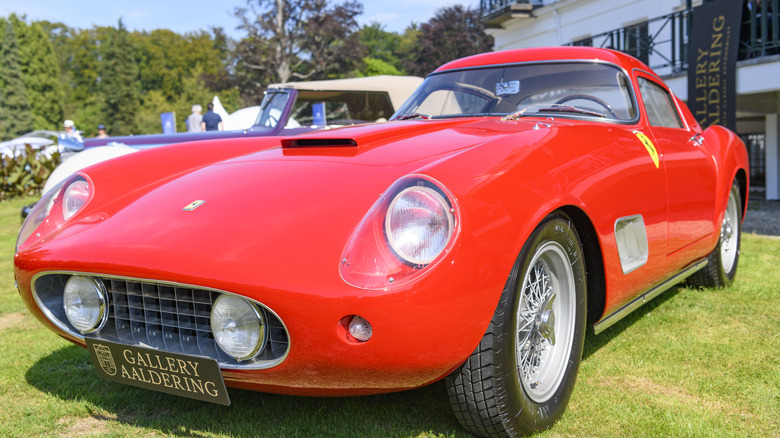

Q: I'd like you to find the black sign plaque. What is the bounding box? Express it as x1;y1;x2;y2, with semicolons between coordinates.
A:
687;0;742;131
86;338;230;406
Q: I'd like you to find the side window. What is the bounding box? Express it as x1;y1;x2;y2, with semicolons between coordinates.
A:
289;91;395;128
638;77;683;128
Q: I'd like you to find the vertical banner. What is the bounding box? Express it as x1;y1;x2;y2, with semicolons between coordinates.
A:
160;112;176;134
688;0;742;131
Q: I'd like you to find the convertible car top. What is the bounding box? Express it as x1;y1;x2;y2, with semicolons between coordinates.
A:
15;47;748;437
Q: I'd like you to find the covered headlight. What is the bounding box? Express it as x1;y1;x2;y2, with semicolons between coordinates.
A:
63;276;108;334
211;295;266;362
62;178;91;220
340;175;460;290
16;174;93;252
386;186;454;266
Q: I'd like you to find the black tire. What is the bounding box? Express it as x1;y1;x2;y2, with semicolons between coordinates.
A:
688;179;742;288
446;212;587;437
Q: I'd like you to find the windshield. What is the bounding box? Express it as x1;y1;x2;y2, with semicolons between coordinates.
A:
256;90;292;128
393;62;637;122
255;89;396;129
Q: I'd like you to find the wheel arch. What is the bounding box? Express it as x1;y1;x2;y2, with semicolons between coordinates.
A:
735;167;748;223
559;205;606;327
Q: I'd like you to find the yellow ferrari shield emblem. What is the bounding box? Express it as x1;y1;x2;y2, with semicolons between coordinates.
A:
634;131;659;168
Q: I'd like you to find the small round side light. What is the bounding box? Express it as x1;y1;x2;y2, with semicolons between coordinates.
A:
348;315;373;342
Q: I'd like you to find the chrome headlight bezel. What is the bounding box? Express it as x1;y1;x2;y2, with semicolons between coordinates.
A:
210;295;267;362
63;275;109;334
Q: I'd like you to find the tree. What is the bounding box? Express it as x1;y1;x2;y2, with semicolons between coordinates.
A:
357;22;404;76
405;5;494;77
0;18;34;140
233;0;364;84
100;20;140;136
12;16;64;131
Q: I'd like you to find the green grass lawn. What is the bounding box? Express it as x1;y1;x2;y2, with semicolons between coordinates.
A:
1;195;778;437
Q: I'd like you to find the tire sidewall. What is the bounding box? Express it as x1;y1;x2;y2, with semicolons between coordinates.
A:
716;181;742;285
496;213;587;431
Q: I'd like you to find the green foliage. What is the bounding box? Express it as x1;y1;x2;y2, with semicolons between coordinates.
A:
360;56;402;76
0;18;35;141
101;20;140;136
3;3;491;139
357;22;405;75
12;16;64;131
0;145;60;200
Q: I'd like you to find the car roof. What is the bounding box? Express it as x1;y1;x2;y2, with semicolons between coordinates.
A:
435;47;654;78
268;75;424;109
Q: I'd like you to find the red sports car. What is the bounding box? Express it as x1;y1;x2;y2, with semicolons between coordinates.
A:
14;47;748;437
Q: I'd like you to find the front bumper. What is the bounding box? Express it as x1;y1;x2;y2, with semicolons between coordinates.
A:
16;262;505;396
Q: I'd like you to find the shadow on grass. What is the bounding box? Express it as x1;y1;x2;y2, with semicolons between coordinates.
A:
26;346;469;437
582;284;684;361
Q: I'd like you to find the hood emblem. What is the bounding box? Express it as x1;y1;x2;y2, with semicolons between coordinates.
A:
183;200;206;211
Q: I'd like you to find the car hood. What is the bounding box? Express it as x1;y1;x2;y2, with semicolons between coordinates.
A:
30;118;556;292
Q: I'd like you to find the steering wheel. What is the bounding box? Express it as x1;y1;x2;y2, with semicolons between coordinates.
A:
555;94;618;118
264;114;279;127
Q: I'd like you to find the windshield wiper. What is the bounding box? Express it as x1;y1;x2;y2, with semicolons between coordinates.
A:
504;104;607;121
396;113;430;120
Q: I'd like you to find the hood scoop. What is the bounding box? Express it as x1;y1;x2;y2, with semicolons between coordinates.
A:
282;138;357;148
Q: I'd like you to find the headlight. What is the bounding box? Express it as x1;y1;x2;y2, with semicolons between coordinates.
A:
386;186;454;266
211;295;266;362
63;276;109;334
16;174;93;252
340;175;459;290
62;179;91;220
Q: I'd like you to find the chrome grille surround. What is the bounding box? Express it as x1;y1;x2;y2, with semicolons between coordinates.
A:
32;272;289;370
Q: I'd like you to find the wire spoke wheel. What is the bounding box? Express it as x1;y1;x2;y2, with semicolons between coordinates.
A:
446;212;587;436
516;241;576;403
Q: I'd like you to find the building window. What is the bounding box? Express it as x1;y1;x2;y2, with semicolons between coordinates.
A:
625;22;649;65
742;134;766;187
572;37;593;47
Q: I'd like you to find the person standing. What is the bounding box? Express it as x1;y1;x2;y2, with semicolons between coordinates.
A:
63;119;76;136
201;102;223;131
186;104;203;132
96;124;109;138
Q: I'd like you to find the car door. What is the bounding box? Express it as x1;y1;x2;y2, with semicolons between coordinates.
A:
635;74;718;259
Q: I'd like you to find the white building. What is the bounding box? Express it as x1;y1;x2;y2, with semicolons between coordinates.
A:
481;0;780;200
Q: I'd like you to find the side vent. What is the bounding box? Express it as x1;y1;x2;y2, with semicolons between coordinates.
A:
614;215;649;274
282;138;357;148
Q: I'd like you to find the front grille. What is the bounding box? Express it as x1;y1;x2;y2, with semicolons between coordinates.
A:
33;273;289;369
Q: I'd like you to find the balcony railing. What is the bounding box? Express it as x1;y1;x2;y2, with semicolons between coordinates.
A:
568;11;690;76
741;0;780;58
484;0;780;75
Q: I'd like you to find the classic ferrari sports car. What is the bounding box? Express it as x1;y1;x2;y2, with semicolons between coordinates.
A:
15;47;748;437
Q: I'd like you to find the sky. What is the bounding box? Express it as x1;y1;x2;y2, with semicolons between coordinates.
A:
0;0;468;37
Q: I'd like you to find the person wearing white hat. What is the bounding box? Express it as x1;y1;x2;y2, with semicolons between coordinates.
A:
63;119;75;134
